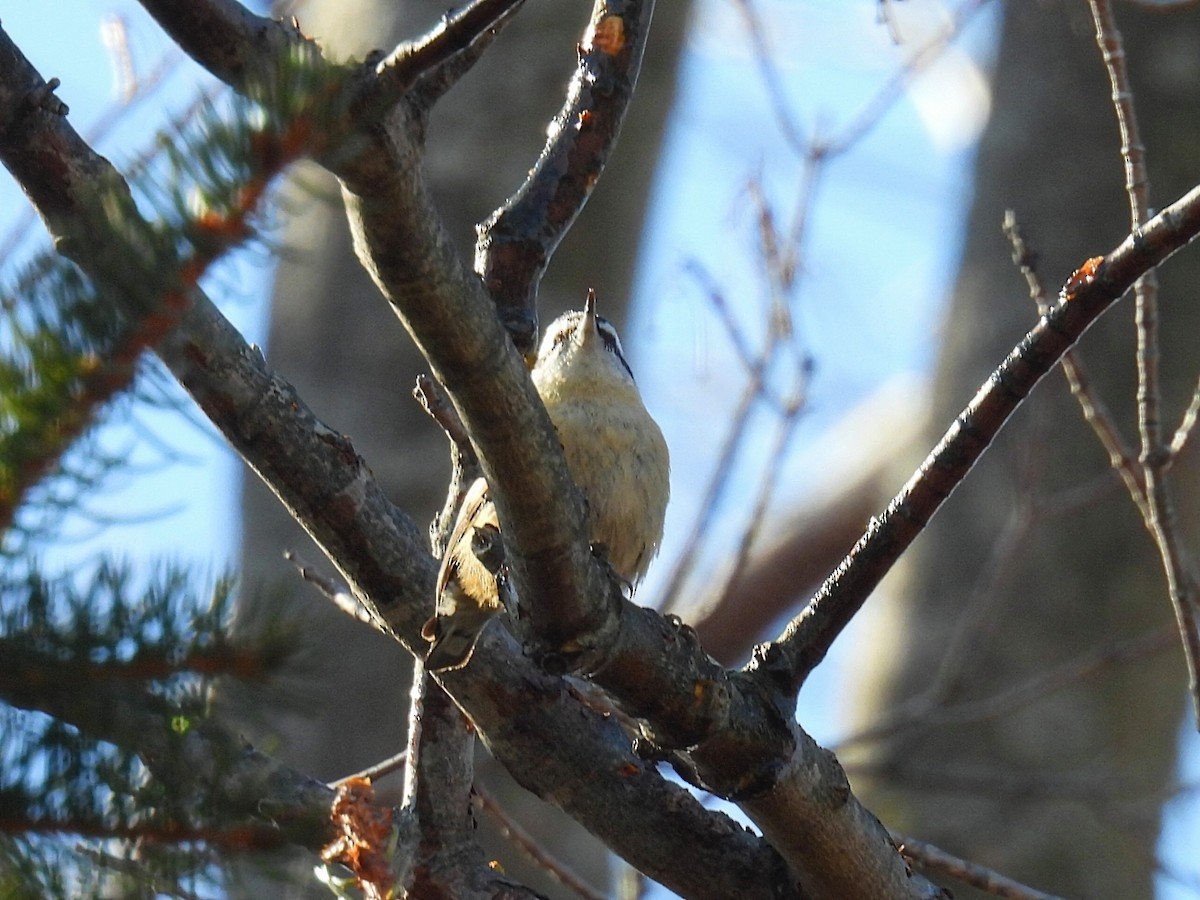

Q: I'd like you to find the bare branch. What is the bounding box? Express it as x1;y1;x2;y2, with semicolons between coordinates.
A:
767;181;1200;694
892;833;1067;900
836;626;1175;751
691;475;879;666
136;0;301;91
731;0;806;155
332;750;409;788
475;0;657;355
1090;0;1200;723
414;373;473;465
824;0;991;159
1169;377;1200;458
1004;210;1149;517
658;252;808;622
369;0;527;110
404;671;530;899
475;781;609;900
0;36;796;896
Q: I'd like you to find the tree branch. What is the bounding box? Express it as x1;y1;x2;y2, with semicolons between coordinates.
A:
335;63;613;671
893;833;1067;900
368;0;528;111
1090;0;1200;724
475;0;657;355
0;31;795;897
767;183;1200;694
135;0;301;92
404;668;534;898
1003;210;1149;518
0;638;342;853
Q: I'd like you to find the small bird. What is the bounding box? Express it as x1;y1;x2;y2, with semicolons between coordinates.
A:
422;292;670;670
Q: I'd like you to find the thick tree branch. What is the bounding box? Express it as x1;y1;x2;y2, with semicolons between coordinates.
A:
136;0;300;91
336;88;614;669
401;441;519;899
0;33;794;898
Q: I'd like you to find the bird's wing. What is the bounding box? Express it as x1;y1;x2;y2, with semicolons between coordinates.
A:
435;475;493;599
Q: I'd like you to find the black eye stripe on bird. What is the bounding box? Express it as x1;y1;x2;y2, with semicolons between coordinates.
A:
423;289;670;670
595;317;634;380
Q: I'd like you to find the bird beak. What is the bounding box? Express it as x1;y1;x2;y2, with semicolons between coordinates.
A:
580;288;599;347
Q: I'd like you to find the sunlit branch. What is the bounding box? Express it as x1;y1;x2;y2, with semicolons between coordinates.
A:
475;0;656;355
767;182;1200;695
369;0;527;109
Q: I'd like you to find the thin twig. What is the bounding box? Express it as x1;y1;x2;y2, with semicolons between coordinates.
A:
1168;376;1200;459
283;550;345;600
1090;0;1200;724
473;781;608;900
331;750;409;788
891;833;1067;900
660;198;811;619
836;625;1175;750
731;0;807;156
824;0;992;158
700;181;811;617
707;401;804;615
282;550;372;627
657;375;759;615
413;373;473;465
1003;210;1148;517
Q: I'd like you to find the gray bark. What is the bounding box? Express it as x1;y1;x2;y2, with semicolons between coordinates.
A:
230;1;692;895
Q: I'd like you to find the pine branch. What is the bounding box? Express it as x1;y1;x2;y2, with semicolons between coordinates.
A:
0;640;340;853
0;27;338;539
0;562;327;888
